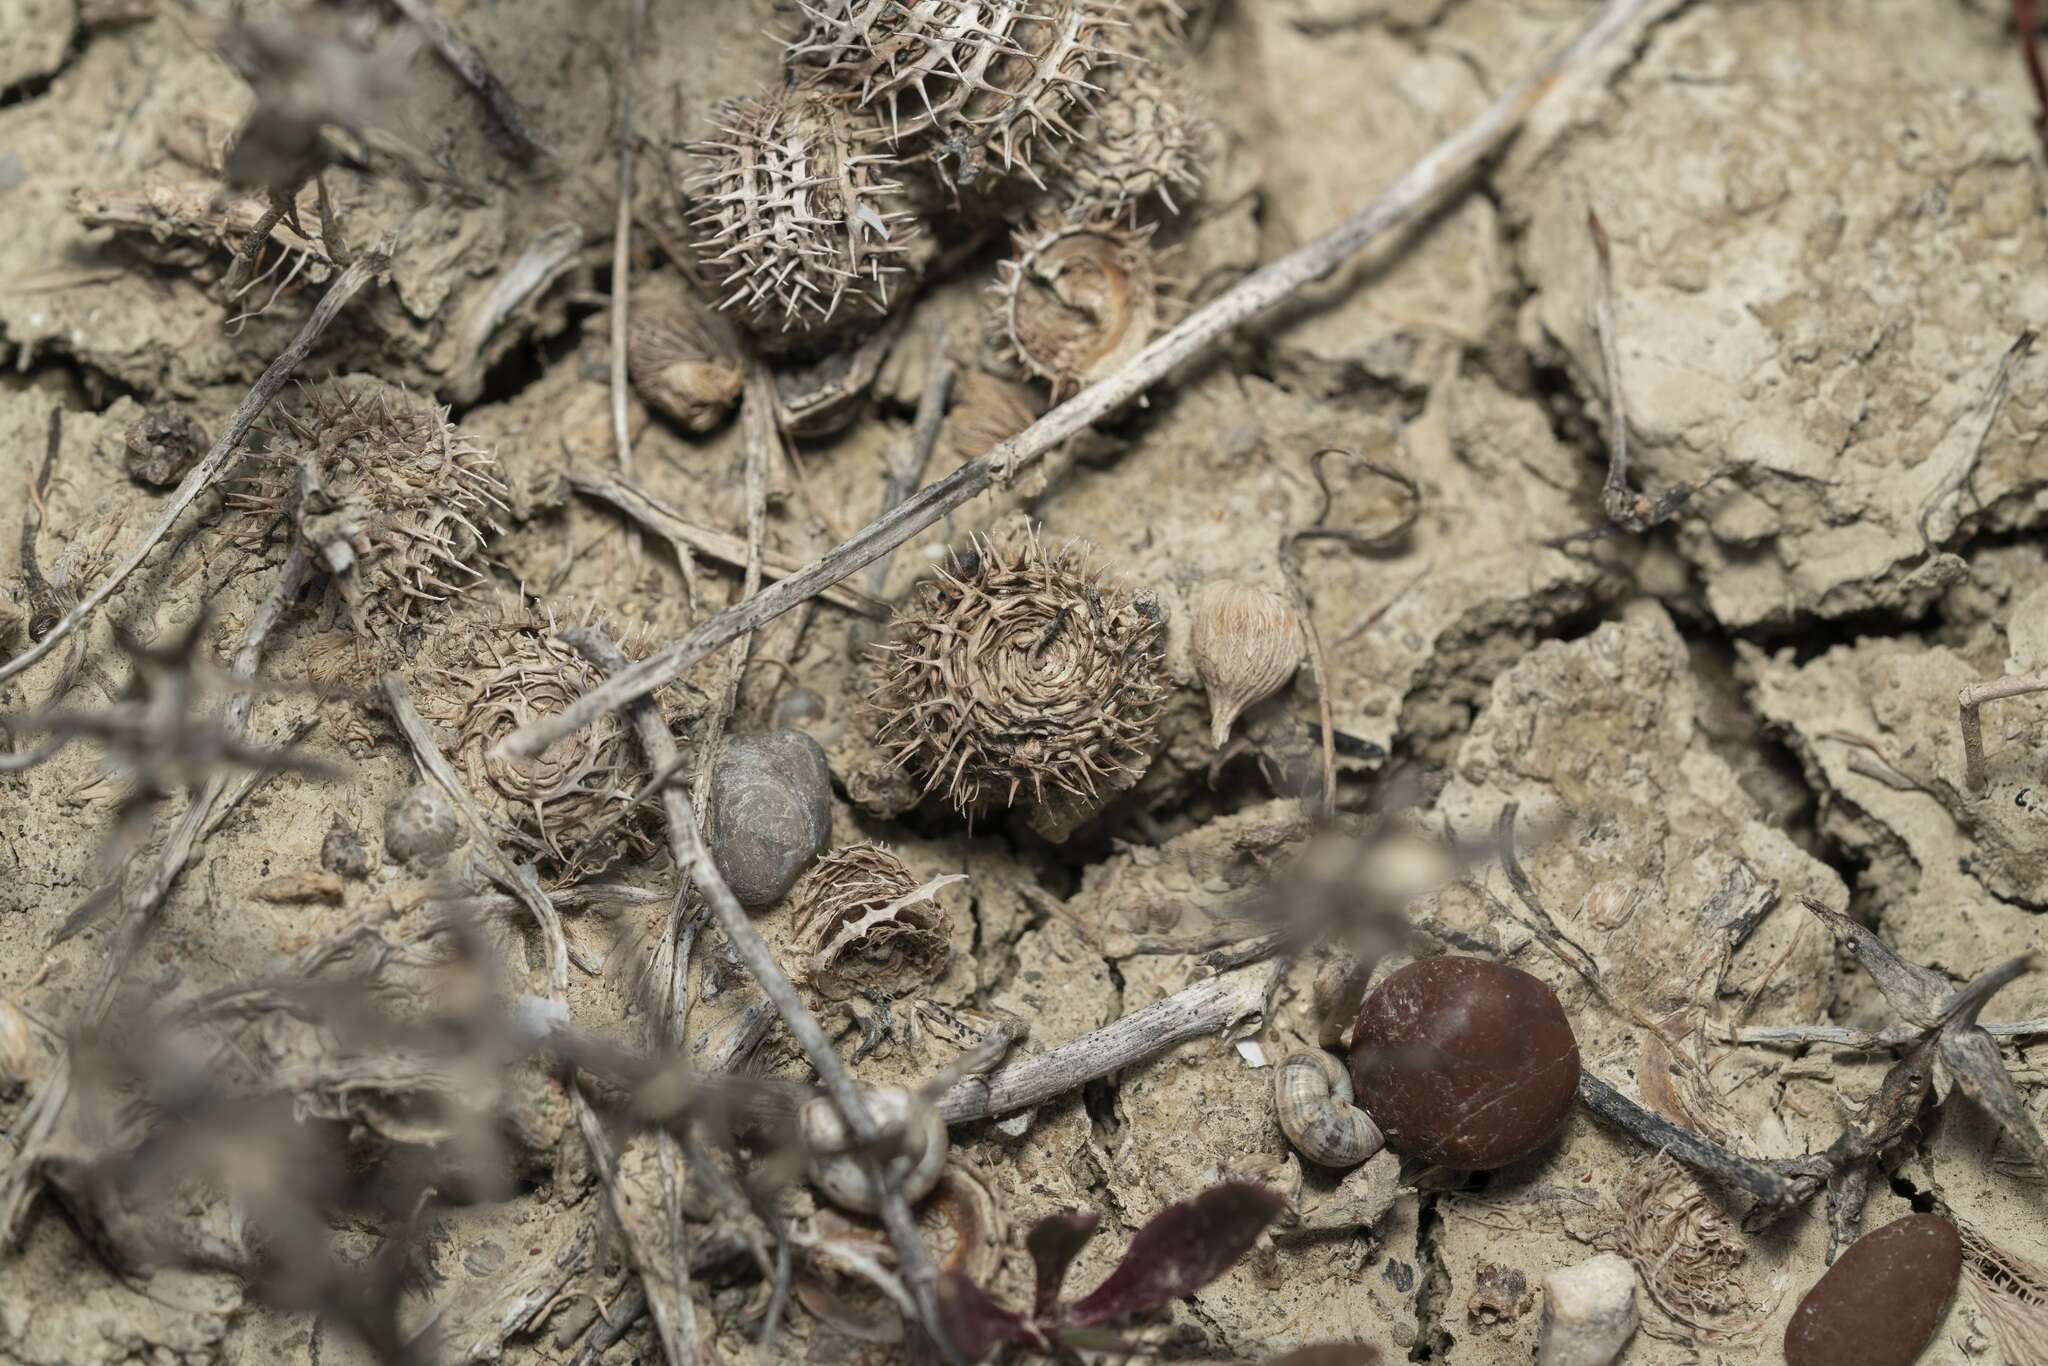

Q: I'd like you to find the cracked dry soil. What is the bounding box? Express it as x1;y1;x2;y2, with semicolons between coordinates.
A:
2;0;2047;1363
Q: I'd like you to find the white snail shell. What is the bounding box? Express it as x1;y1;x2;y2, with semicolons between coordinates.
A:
1274;1049;1384;1169
800;1086;948;1215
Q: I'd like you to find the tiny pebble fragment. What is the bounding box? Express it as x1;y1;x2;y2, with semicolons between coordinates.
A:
708;729;833;907
1537;1254;1638;1366
1783;1213;1962;1366
1348;957;1580;1170
321;814;374;879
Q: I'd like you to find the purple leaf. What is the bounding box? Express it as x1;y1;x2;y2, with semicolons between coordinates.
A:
1256;1345;1382;1366
1026;1209;1101;1319
1066;1181;1286;1327
935;1270;1037;1362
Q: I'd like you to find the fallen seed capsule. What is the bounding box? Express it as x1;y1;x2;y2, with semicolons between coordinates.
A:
1783;1213;1961;1366
1348;957;1580;1170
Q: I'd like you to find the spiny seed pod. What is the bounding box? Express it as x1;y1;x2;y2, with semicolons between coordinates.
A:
790;843;952;1000
800;1086;948;1214
1054;60;1204;216
708;729;834;908
945;369;1042;465
1274;1049;1384;1168
786;0;1124;186
991;216;1162;396
873;528;1167;830
627;284;743;433
421;602;654;879
228;382;506;647
1192;580;1302;747
688;87;922;344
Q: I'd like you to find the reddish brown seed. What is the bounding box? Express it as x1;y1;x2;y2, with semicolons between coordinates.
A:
1347;957;1580;1170
1783;1214;1962;1366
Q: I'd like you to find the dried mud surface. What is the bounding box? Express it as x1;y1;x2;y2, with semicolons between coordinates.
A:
2;0;2046;1363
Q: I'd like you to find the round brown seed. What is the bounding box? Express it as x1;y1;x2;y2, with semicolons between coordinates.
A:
1783;1213;1961;1366
1348;957;1580;1170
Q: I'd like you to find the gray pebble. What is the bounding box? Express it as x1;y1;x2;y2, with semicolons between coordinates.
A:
384;783;461;866
709;729;832;907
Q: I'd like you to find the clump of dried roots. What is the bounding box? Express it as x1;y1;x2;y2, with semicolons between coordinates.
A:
990;215;1163;396
417;601;655;879
1606;1151;1772;1345
229;381;505;650
791;843;954;1000
784;0;1125;187
872;527;1166;835
688;87;923;344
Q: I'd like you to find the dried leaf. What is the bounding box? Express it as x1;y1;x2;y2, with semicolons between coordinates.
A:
936;1270;1037;1361
1801;898;1949;1028
1939;1026;2048;1172
1940;953;2039;1027
1066;1182;1285;1327
1026;1209;1100;1319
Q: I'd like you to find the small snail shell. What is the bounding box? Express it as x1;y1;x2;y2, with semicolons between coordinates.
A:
800;1087;948;1215
1192;581;1302;747
708;729;834;908
1274;1049;1383;1168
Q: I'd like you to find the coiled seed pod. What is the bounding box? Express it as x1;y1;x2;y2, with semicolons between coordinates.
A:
688;88;922;344
786;0;1125;186
872;528;1167;832
990;216;1161;396
228;380;506;647
420;602;654;879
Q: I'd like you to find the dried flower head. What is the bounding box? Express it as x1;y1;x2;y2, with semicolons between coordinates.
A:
1053;60;1204;217
785;0;1124;185
688;87;922;343
627;284;744;432
873;528;1167;831
991;216;1162;396
229;381;506;648
418;601;654;879
791;843;954;1000
1192;580;1301;747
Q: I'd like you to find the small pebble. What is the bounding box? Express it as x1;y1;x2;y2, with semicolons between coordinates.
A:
708;729;832;906
1348;957;1580;1170
123;405;209;488
1538;1254;1638;1366
383;783;462;866
1783;1213;1962;1366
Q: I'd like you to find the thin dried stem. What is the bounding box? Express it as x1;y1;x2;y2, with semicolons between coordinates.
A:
611;0;647;478
495;0;1656;765
0;244;391;687
387;0;553;158
1917;329;2035;548
1959;666;2048;794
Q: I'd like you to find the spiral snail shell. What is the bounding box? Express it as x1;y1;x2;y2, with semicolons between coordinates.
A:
1273;1049;1384;1168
